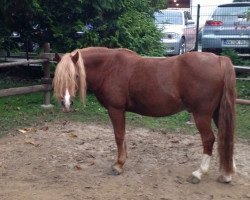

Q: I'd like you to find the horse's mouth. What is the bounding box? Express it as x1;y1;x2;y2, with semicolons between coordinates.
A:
61;99;73;113
63;107;71;113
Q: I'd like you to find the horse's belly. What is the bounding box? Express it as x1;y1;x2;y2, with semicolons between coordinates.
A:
127;98;184;117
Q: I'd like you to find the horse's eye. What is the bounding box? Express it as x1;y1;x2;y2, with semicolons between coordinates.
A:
61;101;65;106
76;75;79;80
71;101;74;106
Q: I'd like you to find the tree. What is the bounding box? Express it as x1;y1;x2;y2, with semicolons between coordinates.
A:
0;0;166;56
0;0;45;51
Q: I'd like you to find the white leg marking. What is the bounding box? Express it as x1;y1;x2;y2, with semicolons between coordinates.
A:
192;154;211;180
233;157;237;172
220;173;232;182
219;157;236;183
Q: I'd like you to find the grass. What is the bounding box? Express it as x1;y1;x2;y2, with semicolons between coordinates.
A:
0;76;249;139
0;92;195;137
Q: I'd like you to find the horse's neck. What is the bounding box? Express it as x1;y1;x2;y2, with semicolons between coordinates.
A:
81;48;137;91
83;53;111;91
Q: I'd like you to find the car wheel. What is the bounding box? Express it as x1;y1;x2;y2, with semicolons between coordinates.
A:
179;38;186;55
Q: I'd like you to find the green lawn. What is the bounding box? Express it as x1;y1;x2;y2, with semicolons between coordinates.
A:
0;78;249;139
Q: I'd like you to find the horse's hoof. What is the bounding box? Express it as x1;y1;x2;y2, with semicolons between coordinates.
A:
217;175;231;184
111;164;123;176
187;175;201;184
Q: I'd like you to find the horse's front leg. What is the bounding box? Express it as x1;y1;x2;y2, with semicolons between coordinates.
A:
108;107;127;175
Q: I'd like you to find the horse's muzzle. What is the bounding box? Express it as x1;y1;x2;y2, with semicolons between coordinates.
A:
63;107;71;113
61;101;73;113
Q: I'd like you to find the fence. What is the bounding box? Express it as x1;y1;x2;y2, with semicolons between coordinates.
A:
0;44;249;106
0;43;53;108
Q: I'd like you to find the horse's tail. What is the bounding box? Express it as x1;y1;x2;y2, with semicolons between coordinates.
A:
218;56;236;174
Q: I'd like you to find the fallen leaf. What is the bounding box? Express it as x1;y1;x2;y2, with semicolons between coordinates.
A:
170;139;179;144
25;139;40;147
25;162;32;165
76;140;85;145
88;161;95;166
68;132;78;138
62;121;68;126
62;129;75;133
18;129;28;134
40;126;49;131
74;165;83;170
18;127;37;134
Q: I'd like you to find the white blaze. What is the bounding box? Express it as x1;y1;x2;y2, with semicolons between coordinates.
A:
64;89;71;108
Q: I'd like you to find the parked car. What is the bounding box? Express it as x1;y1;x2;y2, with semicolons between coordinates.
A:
154;9;196;55
202;2;250;54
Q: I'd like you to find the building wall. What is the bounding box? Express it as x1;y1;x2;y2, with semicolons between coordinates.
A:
168;0;190;8
167;0;234;26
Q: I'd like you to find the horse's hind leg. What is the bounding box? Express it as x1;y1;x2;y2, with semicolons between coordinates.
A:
187;113;215;184
108;107;127;175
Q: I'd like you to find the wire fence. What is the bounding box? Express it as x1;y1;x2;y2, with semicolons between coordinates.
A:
157;3;250;55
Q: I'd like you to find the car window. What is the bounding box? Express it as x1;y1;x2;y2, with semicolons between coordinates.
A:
155;11;183;25
212;5;250;22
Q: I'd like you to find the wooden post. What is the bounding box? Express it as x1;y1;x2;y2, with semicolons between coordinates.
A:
41;43;54;109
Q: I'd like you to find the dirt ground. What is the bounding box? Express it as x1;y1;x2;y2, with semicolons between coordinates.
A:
0;121;250;200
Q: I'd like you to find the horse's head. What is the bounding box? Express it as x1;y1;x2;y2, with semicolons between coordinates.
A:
53;51;86;112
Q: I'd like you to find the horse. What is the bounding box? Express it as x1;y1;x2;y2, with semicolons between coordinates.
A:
53;47;236;184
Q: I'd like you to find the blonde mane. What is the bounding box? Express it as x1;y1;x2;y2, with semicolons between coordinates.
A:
53;51;86;104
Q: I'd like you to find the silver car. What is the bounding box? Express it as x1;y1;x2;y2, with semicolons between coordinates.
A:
154;9;196;55
202;2;250;54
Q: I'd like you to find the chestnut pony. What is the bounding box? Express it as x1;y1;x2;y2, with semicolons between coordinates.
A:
53;47;236;184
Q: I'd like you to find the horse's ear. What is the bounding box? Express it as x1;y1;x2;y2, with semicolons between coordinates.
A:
55;53;61;62
71;51;79;64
